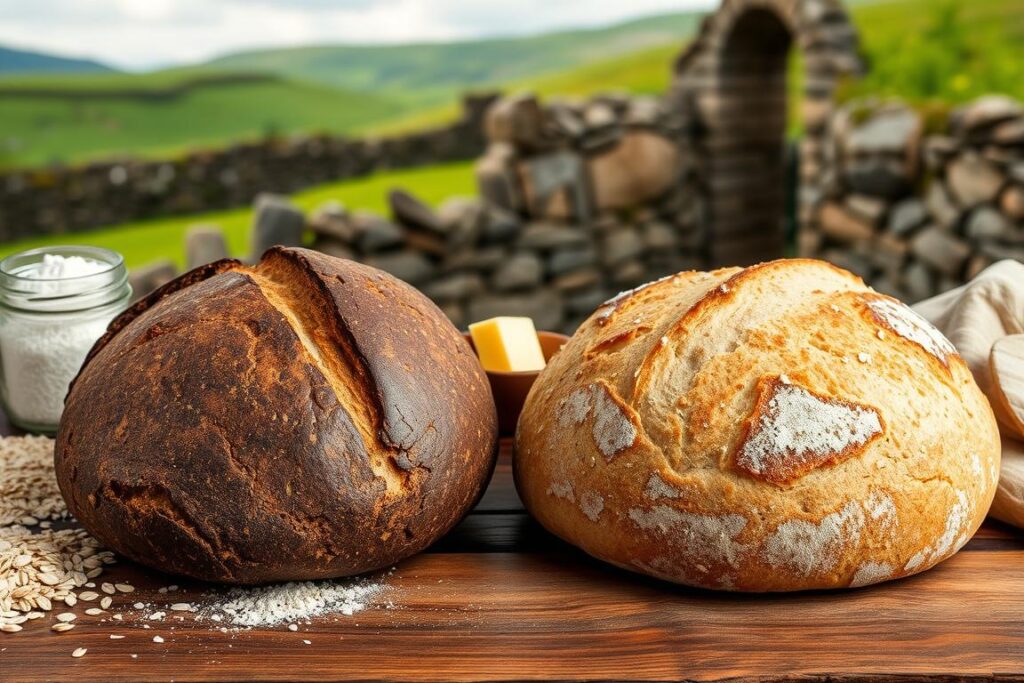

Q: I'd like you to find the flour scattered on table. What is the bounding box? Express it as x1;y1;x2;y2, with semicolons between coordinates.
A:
196;577;387;628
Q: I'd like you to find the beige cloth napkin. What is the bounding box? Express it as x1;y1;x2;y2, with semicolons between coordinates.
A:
913;260;1024;527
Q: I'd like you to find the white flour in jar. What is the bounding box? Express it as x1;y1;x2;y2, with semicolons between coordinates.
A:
0;254;113;428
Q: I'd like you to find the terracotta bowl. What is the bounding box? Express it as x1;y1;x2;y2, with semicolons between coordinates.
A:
463;331;571;436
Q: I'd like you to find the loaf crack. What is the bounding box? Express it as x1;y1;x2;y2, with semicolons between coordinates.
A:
247;262;408;498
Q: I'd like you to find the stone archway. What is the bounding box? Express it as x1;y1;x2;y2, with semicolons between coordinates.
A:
670;0;862;267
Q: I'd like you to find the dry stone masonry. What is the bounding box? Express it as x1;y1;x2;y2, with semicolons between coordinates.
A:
670;0;862;267
309;183;700;333
801;96;1024;300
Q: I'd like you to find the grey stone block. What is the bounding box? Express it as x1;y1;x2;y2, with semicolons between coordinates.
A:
548;245;597;275
642;221;678;251
390;189;444;235
128;260;178;301
437;196;484;248
480;204;522;244
843;159;912;200
911;226;971;276
364;251;435;286
844;106;920;157
965;206;1014;242
903;260;936;302
308;201;357;243
924;182;959;231
354;212;404;253
517;223;589;251
947;152;1006;207
251;193;305;260
491;253;544;292
185;224;228;269
603;228;645;266
887;198;928;236
423;273;484;303
467;289;563;332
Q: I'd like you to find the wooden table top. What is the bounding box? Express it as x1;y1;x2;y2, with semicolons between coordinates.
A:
5;433;1024;681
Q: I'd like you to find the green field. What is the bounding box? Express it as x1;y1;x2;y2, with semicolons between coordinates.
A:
207;13;700;102
0;162;476;269
366;43;680;135
0;72;402;168
0;14;701;169
845;0;1024;104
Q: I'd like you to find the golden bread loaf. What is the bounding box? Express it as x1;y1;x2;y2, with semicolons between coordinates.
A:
515;259;1000;591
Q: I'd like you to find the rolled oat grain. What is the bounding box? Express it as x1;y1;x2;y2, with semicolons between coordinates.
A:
1;437;115;633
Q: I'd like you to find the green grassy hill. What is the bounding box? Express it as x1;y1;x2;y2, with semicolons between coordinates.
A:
844;0;1024;104
0;0;1020;168
207;12;701;108
365;43;680;135
0;12;702;169
0;70;403;168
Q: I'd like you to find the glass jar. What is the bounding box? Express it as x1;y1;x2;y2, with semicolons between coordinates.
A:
0;246;132;434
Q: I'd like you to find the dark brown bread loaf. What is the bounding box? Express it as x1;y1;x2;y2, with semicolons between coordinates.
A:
55;247;497;584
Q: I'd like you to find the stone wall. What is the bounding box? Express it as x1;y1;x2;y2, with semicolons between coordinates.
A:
308;187;699;334
129;89;709;335
0;93;497;242
800;96;1024;301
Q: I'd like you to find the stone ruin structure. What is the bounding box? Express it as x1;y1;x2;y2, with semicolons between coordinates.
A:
671;0;862;267
119;0;1024;332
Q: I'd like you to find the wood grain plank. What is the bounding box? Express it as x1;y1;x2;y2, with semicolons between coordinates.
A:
5;549;1024;682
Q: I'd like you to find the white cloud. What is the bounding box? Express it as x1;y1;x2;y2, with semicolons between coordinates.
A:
0;0;715;70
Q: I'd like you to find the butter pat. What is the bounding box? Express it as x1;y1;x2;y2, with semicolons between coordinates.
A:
469;317;546;373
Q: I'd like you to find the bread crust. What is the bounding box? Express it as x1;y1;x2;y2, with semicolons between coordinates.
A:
515;259;1000;591
55;247;497;584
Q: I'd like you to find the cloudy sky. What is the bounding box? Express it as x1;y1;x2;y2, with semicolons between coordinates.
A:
0;0;716;70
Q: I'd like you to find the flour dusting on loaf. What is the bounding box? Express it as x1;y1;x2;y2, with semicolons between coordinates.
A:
735;378;883;484
515;259;1000;592
904;490;971;571
579;492;605;522
849;561;894;588
627;505;747;572
556;382;638;460
763;500;864;576
644;472;682;500
866;296;957;363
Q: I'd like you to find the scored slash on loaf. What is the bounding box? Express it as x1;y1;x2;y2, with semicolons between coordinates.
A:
514;259;1000;592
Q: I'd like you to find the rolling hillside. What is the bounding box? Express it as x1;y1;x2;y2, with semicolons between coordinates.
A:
365;43;680;136
0;11;702;169
1;0;1022;170
0;45;114;76
0;71;403;167
207;12;702;108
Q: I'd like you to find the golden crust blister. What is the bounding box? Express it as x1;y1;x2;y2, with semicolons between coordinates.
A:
515;259;1000;592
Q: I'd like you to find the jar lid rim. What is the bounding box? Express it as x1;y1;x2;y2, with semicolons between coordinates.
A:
0;246;123;283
